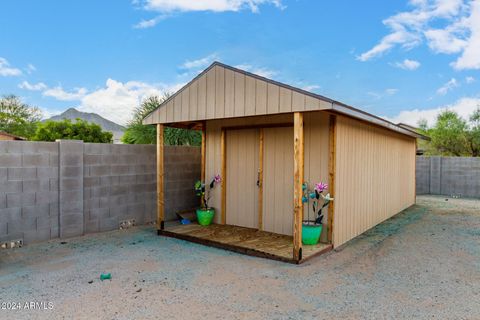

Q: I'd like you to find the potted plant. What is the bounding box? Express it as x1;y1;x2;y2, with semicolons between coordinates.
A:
301;182;334;245
194;174;221;226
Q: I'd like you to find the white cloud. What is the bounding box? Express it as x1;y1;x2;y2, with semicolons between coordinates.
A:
43;86;88;101
134;0;284;26
393;59;421;70
18;81;47;91
367;88;399;100
39;108;61;120
17;76;184;125
367;91;382;100
181;54;218;70
78;79;183;125
451;0;480;69
133;14;169;29
436;78;459;95
302;85;320;92
424;27;467;54
466;76;475;83
358;0;480;70
0;57;22;76
386;96;480;126
234;64;277;78
26;64;36;74
385;88;399;95
139;0;284;13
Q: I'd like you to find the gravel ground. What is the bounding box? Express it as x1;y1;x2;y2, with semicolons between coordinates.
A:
1;195;479;320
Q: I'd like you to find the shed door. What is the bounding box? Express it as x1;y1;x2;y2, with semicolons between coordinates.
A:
226;129;259;229
262;127;294;236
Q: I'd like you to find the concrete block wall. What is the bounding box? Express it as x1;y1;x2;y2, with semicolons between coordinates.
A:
83;143;157;234
0;140;200;245
164;146;201;221
0;141;59;244
416;156;480;198
59;140;84;238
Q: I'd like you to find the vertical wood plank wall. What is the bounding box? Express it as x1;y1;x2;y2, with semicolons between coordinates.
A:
205;112;331;233
262;127;294;235
144;65;332;124
225;129;259;229
206;114;292;224
303;112;331;242
333;116;416;247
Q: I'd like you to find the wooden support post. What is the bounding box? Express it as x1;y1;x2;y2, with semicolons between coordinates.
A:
258;128;264;230
221;128;226;224
201;124;206;207
327;115;337;244
293;112;304;261
157;124;165;231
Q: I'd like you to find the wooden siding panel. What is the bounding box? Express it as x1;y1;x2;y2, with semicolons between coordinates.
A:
173;94;182;122
205;112;333;240
181;87;190;121
147;65;336;125
255;80;267;115
245;76;256;116
305;95;320;111
166;100;174;122
226;129;258;228
189;81;198;120
292;91;305;112
153;108;160;124
303;112;330;242
263;127;294;236
197;74;207;120
333;116;416;247
224;68;235;118
234;72;245;117
159;107;167;123
215;66;225;118
267;83;280;114
279;87;292;113
206;68;216;119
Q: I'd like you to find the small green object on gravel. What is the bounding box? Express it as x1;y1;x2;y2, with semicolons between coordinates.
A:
100;273;111;281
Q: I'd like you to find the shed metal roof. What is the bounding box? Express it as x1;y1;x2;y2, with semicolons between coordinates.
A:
143;62;427;140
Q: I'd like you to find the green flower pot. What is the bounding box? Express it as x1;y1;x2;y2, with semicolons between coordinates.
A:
196;208;215;226
302;222;322;245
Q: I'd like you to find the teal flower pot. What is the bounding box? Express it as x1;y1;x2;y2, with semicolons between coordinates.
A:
196;208;215;226
302;222;322;245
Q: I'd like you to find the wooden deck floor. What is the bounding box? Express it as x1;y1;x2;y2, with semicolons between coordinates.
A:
160;223;332;264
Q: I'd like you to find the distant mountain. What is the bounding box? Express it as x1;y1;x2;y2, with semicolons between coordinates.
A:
47;108;125;143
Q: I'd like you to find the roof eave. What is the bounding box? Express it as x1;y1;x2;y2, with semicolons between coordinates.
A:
331;103;430;140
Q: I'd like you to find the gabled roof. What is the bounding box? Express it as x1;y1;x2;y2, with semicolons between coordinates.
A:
143;62;428;140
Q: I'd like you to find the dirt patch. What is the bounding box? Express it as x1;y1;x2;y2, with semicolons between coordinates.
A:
1;195;479;319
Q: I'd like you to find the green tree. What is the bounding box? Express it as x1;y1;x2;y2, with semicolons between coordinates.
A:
0;95;42;139
429;110;468;156
122;94;201;146
416;118;435;155
467;106;480;157
33;119;113;143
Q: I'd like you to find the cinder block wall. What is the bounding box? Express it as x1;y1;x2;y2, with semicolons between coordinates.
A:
0;141;59;244
164;146;201;221
0;140;200;244
416;156;480;198
83;143;157;234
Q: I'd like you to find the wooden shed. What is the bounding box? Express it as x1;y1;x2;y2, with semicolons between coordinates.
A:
0;131;26;141
144;62;425;263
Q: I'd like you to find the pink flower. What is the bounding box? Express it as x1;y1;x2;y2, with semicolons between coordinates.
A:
314;182;328;193
214;174;222;184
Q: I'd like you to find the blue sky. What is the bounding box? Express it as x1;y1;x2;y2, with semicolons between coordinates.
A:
1;0;479;125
